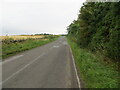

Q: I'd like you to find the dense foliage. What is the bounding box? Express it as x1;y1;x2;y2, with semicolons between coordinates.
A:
67;2;120;62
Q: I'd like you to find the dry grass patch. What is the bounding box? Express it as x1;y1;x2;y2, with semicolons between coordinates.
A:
0;35;44;40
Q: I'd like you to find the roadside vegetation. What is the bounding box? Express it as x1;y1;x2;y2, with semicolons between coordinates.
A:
68;39;119;88
67;2;120;62
1;34;59;59
67;1;119;88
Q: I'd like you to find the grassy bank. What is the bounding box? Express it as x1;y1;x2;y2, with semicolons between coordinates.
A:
67;38;119;88
2;37;58;59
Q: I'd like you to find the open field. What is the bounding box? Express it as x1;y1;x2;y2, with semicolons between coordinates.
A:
0;35;46;44
0;35;44;41
1;35;59;59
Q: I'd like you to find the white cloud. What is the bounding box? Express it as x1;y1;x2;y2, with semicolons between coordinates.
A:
0;0;2;36
3;0;86;3
2;0;85;35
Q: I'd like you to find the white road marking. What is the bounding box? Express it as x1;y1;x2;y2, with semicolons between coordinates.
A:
50;45;60;50
1;53;45;85
53;45;60;48
70;47;81;89
2;55;24;65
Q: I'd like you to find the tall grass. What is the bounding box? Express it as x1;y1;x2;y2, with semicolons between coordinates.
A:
67;38;119;88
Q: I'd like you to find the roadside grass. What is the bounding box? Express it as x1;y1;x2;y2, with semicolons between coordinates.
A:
2;38;58;59
67;39;119;88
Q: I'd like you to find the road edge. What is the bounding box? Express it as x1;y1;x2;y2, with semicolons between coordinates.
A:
69;47;81;89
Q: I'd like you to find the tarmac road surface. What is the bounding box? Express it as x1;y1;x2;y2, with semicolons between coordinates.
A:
2;36;80;88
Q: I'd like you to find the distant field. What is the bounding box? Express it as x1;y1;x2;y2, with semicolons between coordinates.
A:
1;35;59;59
0;35;44;40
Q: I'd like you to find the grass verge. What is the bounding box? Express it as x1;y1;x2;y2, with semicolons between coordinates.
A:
67;38;119;88
2;38;58;59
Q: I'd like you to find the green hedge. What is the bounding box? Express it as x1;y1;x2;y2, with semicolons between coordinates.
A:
67;2;120;62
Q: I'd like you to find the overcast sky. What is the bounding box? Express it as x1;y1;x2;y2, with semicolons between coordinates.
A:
1;0;85;36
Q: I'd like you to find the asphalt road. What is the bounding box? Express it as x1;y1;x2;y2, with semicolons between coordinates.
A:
2;36;80;88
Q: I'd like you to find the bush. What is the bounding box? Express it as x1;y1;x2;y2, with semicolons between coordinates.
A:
67;2;120;62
